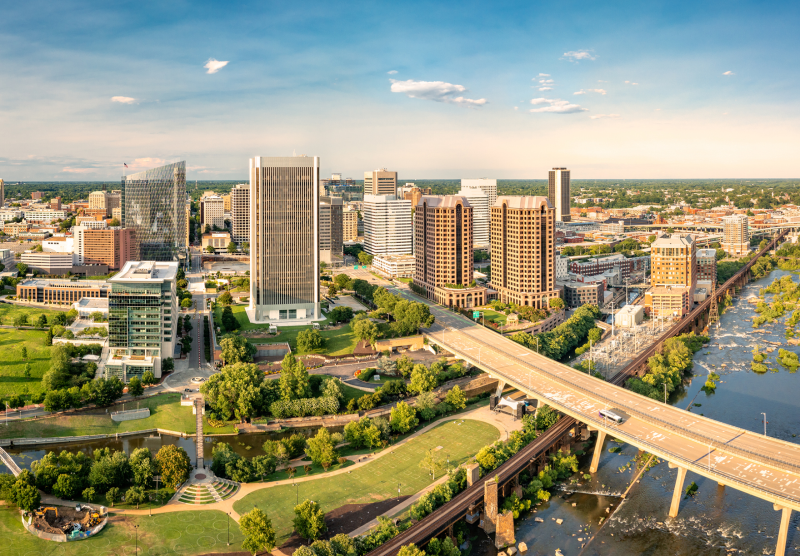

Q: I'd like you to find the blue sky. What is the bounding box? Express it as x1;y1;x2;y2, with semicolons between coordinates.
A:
1;0;798;180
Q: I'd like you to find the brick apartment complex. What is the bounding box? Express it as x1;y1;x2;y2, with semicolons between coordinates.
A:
490;196;559;309
76;227;137;270
570;253;632;280
414;195;485;308
644;233;697;317
696;248;717;286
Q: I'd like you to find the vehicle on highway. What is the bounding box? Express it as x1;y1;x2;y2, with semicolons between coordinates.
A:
599;408;623;423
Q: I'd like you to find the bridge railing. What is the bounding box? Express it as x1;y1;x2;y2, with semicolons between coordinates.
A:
0;446;21;476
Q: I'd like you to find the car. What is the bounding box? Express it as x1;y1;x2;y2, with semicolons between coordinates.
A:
184;388;194;393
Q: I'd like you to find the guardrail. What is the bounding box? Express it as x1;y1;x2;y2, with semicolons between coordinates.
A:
0;446;21;476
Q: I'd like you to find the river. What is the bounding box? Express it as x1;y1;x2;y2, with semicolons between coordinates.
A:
496;268;800;556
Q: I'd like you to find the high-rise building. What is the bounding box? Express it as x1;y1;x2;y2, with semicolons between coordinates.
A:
457;187;489;249
74;226;137;270
222;194;231;213
107;191;121;212
461;178;497;208
248;156;320;323
106;261;178;382
645;233;696;317
122;161;187;261
50;197;61;211
696;248;717;287
231;183;250;245
721;214;749;256
490;196;559;309
548;168;571;223
342;208;358;242
414;195;485;308
200;195;225;230
31;191;44;200
364;168;398;196
0;178;4;207
88;191;108;212
319;196;343;264
363;194;412;255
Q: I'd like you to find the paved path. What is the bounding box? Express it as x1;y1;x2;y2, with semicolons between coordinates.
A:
103;405;522;523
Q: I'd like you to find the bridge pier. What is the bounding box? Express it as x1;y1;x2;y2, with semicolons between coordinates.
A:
482;479;499;534
774;505;792;556
668;463;687;518
589;430;606;473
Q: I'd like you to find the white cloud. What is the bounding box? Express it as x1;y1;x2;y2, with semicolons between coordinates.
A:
530;98;587;114
562;50;597;62
204;58;229;74
590;114;620;119
624;81;639;85
126;157;167;171
539;87;553;91
387;70;398;75
390;79;487;106
538;73;550;77
61;167;97;173
723;71;735;76
111;96;136;104
574;89;607;96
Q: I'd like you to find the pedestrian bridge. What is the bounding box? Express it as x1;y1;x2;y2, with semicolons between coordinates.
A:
418;308;800;556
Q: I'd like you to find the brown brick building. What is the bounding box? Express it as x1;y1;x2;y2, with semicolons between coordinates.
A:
490;196;559;309
414;195;485;308
76;228;138;270
17;278;110;305
644;233;696;317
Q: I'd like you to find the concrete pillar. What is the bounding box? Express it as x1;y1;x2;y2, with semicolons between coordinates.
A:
482;479;498;533
589;430;607;473
465;463;480;487
774;504;792;556
668;464;687;518
495;510;515;548
494;380;506;399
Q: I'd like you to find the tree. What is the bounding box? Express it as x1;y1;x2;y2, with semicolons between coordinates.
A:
128;376;144;396
240;508;277;555
218;291;233;305
444;385;467;410
279;352;311;401
321;377;344;402
13;313;28;327
396;355;414;377
409;364;437;394
294;499;327;540
45;328;53;346
398;544;426;556
41;344;72;391
87;377;125;406
82;487;96;502
328;306;353;324
23;362;31;378
206;245;215;253
297;328;325;352
201;362;264;422
139;370;157;388
418;449;444;480
353;318;379;345
181;298;192;309
389;401;419;433
155;445;192;489
219;333;257;364
16;263;28;275
333;274;351;290
227;241;238;254
110;217;120;226
242;242;250;254
304;428;338;467
52;473;79;499
549;297;565;310
129;447;156;487
327;284;338;296
180;335;193;355
66;308;78;324
106;487;120;507
344;417;383;449
125;485;146;509
35;314;47;328
14;482;40;512
392;300;435;336
51;312;67;326
416;391;438;421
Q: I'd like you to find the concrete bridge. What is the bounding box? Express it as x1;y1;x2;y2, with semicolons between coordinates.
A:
0;446;21;476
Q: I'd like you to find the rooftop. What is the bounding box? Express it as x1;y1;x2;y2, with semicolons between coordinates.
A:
19;277;110;289
109;260;179;283
76;297;109;310
652;233;695;248
494;196;552;210
417;195;472;209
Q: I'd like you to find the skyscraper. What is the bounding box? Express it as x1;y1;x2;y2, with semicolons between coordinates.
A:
122;161;187;261
342;208;358;242
363;195;412;255
0;178;4;208
721;214;749;256
248;156;320;323
457;186;489;249
231;183;250;246
490;196;559;309
200;195;225;229
461;178;497;207
319;196;343;264
364;168;398;196
414;195;485;308
548;168;571;222
645;233;696;317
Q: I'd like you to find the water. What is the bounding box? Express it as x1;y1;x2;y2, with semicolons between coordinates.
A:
490;268;800;556
3;426;339;471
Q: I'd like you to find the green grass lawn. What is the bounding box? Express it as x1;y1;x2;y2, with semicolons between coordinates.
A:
0;507;245;555
476;308;507;326
0;303;67;327
0;393;237;439
0;328;55;399
233;419;500;540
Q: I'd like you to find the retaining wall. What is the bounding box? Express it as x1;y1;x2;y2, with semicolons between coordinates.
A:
0;428;189;447
110;408;151;422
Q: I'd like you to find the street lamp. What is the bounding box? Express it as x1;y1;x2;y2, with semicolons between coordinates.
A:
762;412;767;436
134;524;139;553
293;483;299;505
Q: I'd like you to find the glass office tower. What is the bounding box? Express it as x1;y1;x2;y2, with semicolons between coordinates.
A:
122;161;187;261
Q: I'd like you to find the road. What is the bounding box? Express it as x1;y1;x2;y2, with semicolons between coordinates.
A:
386;281;800;516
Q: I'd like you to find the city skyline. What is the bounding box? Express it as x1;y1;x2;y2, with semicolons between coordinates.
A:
1;0;799;180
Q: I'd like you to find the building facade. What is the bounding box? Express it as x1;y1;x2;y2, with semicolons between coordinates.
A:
457;187;490;249
0;178;4;208
248;156;320;323
20;251;73;274
122;161;187;261
696;248;717;286
319;196;343;264
721;214;749;256
231;183;250;245
548;168;571;223
373;254;415;278
460;178;497;208
490;196;559;309
414;195;485;308
22;210;66;223
200;195;225;230
570;253;632;280
202;231;231;251
645;233;697;317
17;278;110;304
364;168;398;196
75;227;138;270
363;195;412;255
106;261;178;382
342;208;358;242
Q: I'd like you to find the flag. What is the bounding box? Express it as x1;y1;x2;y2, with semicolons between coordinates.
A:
124;163;128;168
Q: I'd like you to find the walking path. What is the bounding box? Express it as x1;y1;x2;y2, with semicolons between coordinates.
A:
98;404;523;523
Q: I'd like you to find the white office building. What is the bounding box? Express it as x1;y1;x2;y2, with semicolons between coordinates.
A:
457;187;489;249
721;214;749;256
556;254;570;280
461;178;497;208
201;195;225;230
363;194;412;256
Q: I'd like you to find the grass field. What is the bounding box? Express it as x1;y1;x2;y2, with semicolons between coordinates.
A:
0;328;55;399
0;507;245;555
0;303;68;327
475;308;507;326
0;393;237;439
233;419;500;540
